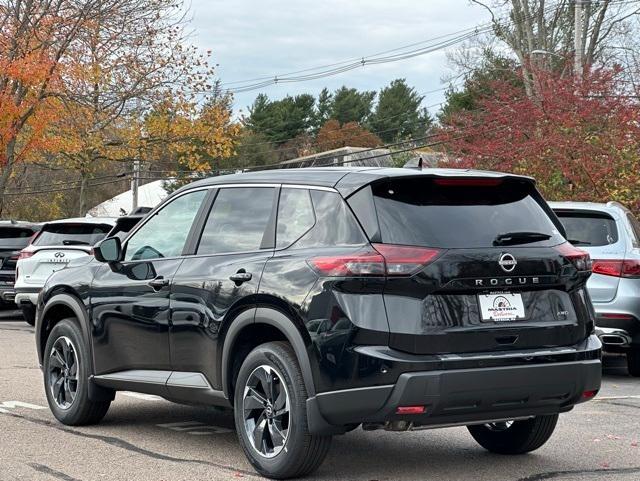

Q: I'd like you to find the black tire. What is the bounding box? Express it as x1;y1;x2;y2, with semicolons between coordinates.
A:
21;304;35;326
43;318;111;425
467;414;559;455
628;349;640;377
233;341;331;479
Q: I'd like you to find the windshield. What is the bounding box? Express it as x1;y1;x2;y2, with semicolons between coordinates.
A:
554;211;618;246
371;177;564;248
33;223;112;247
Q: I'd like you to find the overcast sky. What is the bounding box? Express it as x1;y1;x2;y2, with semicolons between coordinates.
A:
187;1;492;116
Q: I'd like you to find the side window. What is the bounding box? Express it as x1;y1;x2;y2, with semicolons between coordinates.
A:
627;213;640;247
124;190;207;261
276;188;315;248
197;187;275;254
294;190;367;248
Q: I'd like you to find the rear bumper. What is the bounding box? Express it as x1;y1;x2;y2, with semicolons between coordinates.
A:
308;335;601;433
595;313;640;351
0;288;16;302
14;288;40;307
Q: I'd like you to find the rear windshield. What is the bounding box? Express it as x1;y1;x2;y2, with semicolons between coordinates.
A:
0;227;36;248
34;223;112;247
370;177;563;248
554;211;618;246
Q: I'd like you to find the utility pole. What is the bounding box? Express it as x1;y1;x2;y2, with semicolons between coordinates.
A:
131;159;140;212
574;0;585;79
132;97;142;213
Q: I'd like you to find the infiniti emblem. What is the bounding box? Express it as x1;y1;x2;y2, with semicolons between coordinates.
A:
498;253;517;273
54;252;65;258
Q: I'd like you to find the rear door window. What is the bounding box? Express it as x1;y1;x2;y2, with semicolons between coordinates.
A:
197;187;276;255
554;211;618;247
34;223;112;247
371;177;563;248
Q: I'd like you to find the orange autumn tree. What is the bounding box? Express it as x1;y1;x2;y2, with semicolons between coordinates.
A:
0;0;107;214
48;0;238;214
314;119;382;151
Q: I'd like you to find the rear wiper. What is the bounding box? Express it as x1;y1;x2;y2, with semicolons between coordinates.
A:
62;240;90;246
567;239;592;246
493;231;552;246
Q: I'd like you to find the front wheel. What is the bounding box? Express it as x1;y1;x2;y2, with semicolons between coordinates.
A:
234;341;331;479
43;318;111;425
467;414;559;454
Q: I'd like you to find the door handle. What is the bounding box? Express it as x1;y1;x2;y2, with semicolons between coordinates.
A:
148;276;169;291
229;270;252;285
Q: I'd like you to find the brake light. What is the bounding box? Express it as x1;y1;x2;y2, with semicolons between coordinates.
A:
555;242;592;271
308;244;443;277
17;250;34;260
592;259;640;278
433;178;503;187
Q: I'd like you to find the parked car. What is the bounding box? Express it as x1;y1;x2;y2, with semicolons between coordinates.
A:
35;168;601;479
15;217;116;325
550;201;640;376
0;221;41;306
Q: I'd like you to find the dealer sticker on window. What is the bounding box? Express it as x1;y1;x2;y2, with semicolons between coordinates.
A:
478;292;525;322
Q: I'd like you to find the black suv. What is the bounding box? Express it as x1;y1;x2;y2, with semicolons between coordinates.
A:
0;221;40;305
35;168;601;479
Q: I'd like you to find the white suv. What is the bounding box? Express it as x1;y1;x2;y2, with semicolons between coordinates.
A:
15;217;115;325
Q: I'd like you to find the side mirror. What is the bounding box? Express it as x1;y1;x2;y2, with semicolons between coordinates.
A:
94;237;122;263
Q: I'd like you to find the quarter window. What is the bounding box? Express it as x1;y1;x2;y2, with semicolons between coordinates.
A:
197;187;275;254
124;190;207;261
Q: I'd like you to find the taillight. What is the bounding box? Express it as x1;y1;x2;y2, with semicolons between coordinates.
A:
307;251;385;277
555;242;592;272
622;260;640;277
372;244;442;275
18;250;34;260
308;244;442;277
592;259;640;278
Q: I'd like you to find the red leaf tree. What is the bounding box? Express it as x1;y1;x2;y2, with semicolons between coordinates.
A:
438;67;640;211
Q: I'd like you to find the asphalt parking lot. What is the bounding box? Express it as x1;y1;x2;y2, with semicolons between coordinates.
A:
1;311;639;481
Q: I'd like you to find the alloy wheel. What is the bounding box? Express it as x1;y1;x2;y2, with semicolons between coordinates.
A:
242;364;290;458
47;336;79;410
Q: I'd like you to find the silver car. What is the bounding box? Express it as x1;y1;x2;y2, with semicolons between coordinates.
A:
550;201;640;376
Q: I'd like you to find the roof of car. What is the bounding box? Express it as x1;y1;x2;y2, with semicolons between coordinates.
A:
179;167;535;197
548;201;630;216
43;217;117;226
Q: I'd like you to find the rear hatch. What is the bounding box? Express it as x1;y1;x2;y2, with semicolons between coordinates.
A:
349;175;592;355
0;226;37;283
18;222;112;285
552;208;624;302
